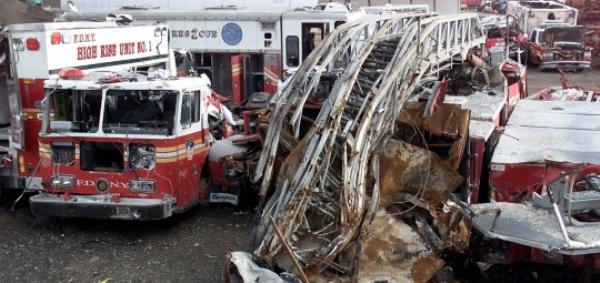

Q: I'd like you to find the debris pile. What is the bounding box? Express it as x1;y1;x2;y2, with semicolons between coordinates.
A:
227;12;486;282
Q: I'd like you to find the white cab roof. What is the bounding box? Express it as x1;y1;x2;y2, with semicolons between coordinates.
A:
45;74;210;91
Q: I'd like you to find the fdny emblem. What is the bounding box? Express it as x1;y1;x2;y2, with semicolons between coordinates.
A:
221;23;243;46
186;140;194;161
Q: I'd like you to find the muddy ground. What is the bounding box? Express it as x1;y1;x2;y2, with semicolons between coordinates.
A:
527;68;600;94
0;68;598;283
0;190;254;282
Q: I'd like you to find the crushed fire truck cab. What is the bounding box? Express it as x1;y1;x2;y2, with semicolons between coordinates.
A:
0;22;170;192
507;1;578;36
30;72;216;221
466;74;600;269
524;23;592;70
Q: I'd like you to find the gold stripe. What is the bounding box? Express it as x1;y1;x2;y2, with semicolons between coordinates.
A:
23;108;44;113
155;147;208;163
155;139;204;153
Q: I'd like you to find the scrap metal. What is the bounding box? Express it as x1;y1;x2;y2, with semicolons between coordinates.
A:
243;12;486;281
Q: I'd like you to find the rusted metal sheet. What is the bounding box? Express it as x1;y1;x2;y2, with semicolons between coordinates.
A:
396;102;471;169
356;209;443;283
379;139;464;206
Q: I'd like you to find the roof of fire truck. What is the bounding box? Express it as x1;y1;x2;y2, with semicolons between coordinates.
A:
492;100;600;165
44;71;212;92
4;21;122;32
62;3;360;21
509;0;576;10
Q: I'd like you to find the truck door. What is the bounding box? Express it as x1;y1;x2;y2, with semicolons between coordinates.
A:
242;54;265;98
0;35;10;126
263;53;281;94
178;91;203;207
301;22;328;63
231;54;243;105
6;37;24;149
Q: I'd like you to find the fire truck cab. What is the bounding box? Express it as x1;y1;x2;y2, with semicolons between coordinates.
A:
0;21;170;192
31;72;216;220
526;23;592;71
507;1;578;36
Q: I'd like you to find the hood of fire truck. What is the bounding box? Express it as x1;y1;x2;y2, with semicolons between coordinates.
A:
542;26;587;48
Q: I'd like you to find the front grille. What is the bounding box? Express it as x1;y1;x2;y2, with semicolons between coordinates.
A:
51;142;75;165
80;142;124;172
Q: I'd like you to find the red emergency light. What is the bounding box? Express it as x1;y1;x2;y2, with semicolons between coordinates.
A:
50;32;62;45
26;38;40;51
58;68;85;80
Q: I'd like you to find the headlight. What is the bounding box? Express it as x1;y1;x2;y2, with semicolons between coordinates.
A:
51;176;61;188
129;144;156;170
50;175;75;189
130;180;155;193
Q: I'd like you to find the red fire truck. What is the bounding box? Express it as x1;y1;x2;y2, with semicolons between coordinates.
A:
29;71;223;220
506;1;593;71
469;80;600;270
0;22;170;192
61;2;408;106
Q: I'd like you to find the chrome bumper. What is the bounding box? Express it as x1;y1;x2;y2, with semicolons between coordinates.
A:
538;60;591;71
29;193;176;221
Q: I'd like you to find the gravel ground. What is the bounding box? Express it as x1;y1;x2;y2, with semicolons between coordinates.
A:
527;68;600;94
0;68;598;283
0;191;253;282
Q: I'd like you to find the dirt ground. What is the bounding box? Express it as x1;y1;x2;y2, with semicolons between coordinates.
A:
0;68;598;283
0;191;254;282
527;68;600;94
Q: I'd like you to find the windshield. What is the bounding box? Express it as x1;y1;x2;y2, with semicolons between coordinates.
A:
102;89;177;135
541;27;586;45
49;90;102;133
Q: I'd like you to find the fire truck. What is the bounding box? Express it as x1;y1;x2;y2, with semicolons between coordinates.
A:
29;71;224;220
522;22;592;71
507;1;578;36
506;1;593;70
61;1;426;106
0;22;170;192
62;2;361;106
468;74;600;270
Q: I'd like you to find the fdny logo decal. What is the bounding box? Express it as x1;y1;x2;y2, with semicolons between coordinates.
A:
186;139;194;161
76;179;129;189
221;23;243;46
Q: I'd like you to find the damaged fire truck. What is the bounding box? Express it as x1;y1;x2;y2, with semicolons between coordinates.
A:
507;0;593;70
58;1;431;209
0;21;170;194
30;71;238;220
223;8;600;282
62;1;361;106
61;0;429;106
467;73;600;271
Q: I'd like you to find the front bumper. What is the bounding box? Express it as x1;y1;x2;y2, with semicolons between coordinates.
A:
29;193;176;221
538;60;591;71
